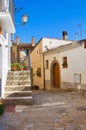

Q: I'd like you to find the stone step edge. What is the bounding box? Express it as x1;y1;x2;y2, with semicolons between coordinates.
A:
7;77;30;78
8;74;30;76
4;96;32;99
9;70;30;72
5;85;31;87
7;75;30;76
4;91;32;94
6;80;31;82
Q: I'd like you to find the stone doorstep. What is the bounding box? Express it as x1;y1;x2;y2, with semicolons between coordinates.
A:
4;91;32;97
4;90;32;97
4;90;32;93
4;97;33;105
4;96;32;99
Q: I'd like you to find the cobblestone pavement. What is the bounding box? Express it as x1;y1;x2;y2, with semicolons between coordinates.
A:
0;89;86;130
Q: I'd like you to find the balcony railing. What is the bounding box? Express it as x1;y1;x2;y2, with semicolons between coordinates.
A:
11;54;32;70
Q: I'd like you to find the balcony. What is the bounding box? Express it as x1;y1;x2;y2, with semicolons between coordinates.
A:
0;0;15;33
0;12;15;33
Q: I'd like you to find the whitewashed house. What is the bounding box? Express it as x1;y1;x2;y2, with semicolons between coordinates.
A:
0;0;15;97
43;39;86;90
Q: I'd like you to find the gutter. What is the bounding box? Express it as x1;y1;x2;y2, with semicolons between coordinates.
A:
43;53;45;90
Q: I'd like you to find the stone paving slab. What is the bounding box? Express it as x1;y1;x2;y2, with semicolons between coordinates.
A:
0;90;86;130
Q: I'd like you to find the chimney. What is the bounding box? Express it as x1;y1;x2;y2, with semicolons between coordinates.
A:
32;36;35;46
62;31;68;40
16;36;20;45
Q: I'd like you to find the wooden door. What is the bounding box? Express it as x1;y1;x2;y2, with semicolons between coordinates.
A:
53;63;59;88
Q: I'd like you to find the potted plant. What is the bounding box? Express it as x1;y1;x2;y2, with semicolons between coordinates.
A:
18;64;23;71
62;62;68;68
23;66;28;70
11;63;18;71
11;63;23;71
21;62;28;70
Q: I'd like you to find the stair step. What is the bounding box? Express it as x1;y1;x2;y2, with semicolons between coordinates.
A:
8;71;30;75
4;96;33;105
6;81;31;86
5;85;32;91
4;90;32;93
7;77;30;80
4;70;33;105
5;96;32;99
6;79;30;82
4;91;32;97
5;85;31;87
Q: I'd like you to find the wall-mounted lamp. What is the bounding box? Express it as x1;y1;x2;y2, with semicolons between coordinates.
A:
22;14;28;25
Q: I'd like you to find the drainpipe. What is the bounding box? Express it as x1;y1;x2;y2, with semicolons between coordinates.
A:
43;53;45;90
28;50;32;86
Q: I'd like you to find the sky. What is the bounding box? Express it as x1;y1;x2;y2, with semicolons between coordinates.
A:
14;0;86;43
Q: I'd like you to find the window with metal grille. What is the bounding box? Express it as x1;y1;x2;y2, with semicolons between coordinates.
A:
62;57;68;68
46;60;49;69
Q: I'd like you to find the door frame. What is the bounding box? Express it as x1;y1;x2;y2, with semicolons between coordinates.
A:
50;60;61;90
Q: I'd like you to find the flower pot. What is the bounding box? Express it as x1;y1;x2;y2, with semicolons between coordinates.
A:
12;66;17;71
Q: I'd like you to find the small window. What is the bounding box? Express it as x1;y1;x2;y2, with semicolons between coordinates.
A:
37;50;38;54
36;67;41;77
46;60;49;69
62;57;68;68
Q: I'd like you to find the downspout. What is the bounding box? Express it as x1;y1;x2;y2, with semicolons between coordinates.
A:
7;33;11;70
1;45;3;97
1;43;4;98
43;53;45;90
28;50;32;86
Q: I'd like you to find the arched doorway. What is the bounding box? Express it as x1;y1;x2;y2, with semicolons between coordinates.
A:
53;63;59;88
50;61;60;89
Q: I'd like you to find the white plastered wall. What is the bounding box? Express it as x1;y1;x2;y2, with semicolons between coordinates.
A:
44;44;86;89
0;34;9;97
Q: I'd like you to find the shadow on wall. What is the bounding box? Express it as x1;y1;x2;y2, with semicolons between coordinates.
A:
31;85;39;90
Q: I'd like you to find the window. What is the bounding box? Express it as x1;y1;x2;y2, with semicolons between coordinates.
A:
37;50;38;54
46;60;49;69
62;57;68;68
36;67;41;77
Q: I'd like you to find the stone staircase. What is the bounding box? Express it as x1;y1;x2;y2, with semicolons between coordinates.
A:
4;70;33;105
